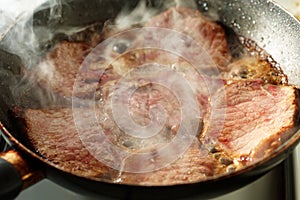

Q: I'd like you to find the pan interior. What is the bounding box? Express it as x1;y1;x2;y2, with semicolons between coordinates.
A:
0;0;299;186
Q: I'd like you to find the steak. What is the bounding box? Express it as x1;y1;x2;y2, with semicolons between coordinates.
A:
28;41;91;98
119;139;218;186
201;80;300;167
22;108;114;178
145;7;231;71
22;79;300;182
98;49;224;116
28;6;230;100
22;108;217;184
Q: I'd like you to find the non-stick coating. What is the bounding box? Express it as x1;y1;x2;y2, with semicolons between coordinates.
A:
201;0;300;85
0;0;300;199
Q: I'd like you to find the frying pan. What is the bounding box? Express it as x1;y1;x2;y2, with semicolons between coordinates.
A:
1;0;300;199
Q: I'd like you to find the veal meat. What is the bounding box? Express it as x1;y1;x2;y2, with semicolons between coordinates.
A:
97;49;224;116
119;139;218;186
22;108;218;184
22;108;115;178
26;23;123;99
29;41;91;98
201;80;300;167
22;79;300;182
24;23;107;98
146;7;231;71
29;6;230;100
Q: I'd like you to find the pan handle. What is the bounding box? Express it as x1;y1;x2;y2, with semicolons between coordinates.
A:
0;150;44;200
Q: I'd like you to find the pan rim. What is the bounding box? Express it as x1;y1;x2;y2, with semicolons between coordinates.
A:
1;119;299;187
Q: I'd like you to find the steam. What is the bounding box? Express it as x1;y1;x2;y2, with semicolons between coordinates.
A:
0;0;66;108
1;0;215;175
105;0;197;34
113;1;159;31
0;0;45;18
0;0;60;68
0;0;197;68
48;0;63;22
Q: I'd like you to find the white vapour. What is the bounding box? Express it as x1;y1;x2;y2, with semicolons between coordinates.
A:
0;0;62;68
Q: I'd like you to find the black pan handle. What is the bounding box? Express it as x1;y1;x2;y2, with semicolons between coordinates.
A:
0;150;44;200
0;157;22;200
